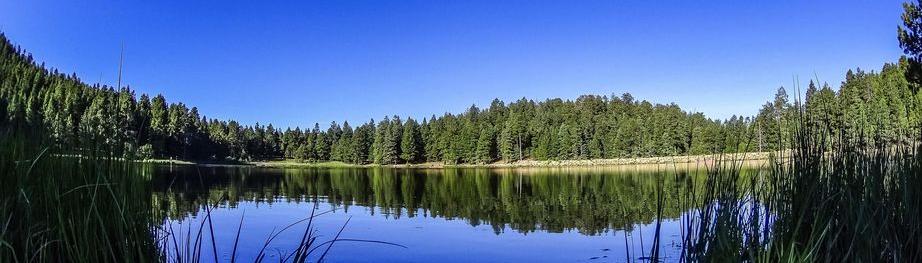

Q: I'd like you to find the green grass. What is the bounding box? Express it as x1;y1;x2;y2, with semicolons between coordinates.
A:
662;105;922;262
0;126;159;262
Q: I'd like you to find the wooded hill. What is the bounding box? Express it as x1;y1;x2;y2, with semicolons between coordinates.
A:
1;33;918;164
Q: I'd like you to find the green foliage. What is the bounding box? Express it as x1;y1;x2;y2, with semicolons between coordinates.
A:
899;0;922;88
3;31;920;166
681;100;922;262
0;126;158;262
400;118;423;164
475;124;497;163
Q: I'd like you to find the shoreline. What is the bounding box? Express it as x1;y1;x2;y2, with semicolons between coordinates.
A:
150;151;782;169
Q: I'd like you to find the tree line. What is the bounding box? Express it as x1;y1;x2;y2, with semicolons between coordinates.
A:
1;32;919;164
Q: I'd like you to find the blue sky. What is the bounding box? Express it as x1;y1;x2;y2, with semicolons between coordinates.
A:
0;0;907;128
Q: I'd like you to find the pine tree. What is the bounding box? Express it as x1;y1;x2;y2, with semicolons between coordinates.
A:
381;116;402;164
475;124;496;163
313;131;330;161
401;118;423;164
499;116;518;161
137;94;152;148
423;116;441;162
899;0;922;88
150;94;168;157
372;117;388;164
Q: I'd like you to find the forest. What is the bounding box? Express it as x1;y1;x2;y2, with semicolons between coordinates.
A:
1;33;919;165
7;2;922;262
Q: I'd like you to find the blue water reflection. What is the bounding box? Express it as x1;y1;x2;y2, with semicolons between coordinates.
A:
153;166;703;262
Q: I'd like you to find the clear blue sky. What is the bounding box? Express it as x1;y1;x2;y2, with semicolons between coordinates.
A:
0;0;907;128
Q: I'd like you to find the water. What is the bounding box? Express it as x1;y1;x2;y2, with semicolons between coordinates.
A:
152;165;708;262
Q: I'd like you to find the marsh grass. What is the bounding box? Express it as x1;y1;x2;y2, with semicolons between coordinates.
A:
658;100;922;262
0;125;159;262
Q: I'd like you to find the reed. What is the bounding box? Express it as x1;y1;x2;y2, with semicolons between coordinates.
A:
0;125;159;262
670;99;922;262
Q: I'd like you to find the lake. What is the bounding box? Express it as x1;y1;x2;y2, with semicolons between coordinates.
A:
151;165;718;262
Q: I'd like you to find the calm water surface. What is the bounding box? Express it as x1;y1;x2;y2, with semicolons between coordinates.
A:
152;165;710;262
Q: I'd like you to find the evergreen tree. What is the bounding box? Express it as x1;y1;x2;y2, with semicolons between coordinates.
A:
372;117;388;164
381;116;402;164
353;121;374;164
150;94;168;156
899;0;922;88
400;118;423;164
475;124;496;163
